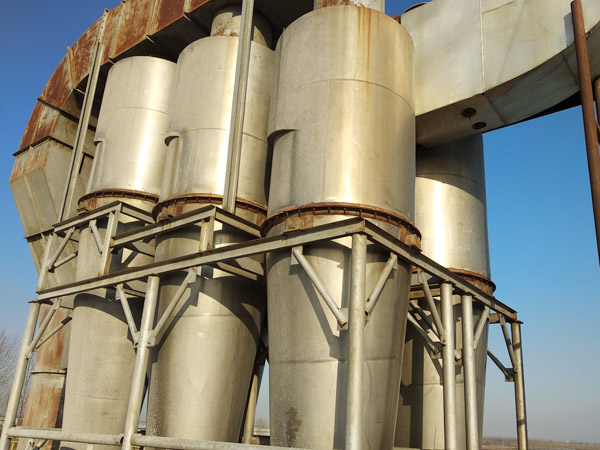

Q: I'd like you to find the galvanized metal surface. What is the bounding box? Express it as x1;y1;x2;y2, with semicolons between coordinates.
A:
402;0;600;146
268;6;415;222
461;295;480;450
158;35;273;212
86;57;176;200
147;12;273;442
210;6;271;47
441;284;458;450
414;134;491;278
512;322;528;450
61;56;175;450
222;1;262;213
266;6;414;448
313;0;385;12
396;135;491;450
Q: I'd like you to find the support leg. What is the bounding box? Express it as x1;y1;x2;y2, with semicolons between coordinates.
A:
441;283;457;450
461;295;479;450
512;322;528;450
0;303;40;450
345;233;367;450
121;276;160;450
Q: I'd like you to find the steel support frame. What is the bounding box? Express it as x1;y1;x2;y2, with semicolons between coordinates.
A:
486;318;529;450
8;204;526;450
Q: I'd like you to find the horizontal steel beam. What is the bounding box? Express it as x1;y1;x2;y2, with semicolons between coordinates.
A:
37;218;367;301
362;221;517;320
37;216;518;320
7;428;122;446
111;205;216;248
132;433;310;450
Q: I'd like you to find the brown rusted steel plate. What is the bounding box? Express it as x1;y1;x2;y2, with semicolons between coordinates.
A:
39;56;73;110
101;6;123;65
113;0;153;57
150;0;186;32
187;0;212;12
18;103;60;151
35;305;71;371
69;18;103;90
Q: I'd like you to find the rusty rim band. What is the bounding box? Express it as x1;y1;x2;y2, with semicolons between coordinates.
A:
78;189;159;211
262;202;421;242
413;266;496;295
153;194;267;223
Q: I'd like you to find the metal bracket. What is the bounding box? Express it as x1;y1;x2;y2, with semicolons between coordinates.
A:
364;253;397;318
291;246;348;329
148;269;197;346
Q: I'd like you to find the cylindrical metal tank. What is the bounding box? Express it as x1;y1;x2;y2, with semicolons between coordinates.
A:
395;134;493;450
265;6;416;449
60;56;176;450
146;8;273;442
313;0;384;11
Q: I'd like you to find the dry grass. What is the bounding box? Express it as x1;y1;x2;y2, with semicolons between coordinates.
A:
483;437;600;450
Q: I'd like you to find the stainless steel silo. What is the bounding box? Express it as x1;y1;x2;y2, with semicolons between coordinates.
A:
395;134;493;450
60;56;176;450
145;8;273;442
265;4;416;449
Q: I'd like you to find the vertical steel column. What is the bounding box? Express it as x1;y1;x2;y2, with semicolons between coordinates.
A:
345;234;367;450
222;0;255;213
461;295;479;450
512;322;528;450
121;276;160;450
441;283;457;450
241;362;260;444
59;10;107;221
0;302;40;450
571;0;600;266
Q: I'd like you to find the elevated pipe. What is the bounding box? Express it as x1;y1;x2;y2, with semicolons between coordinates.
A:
441;283;457;450
461;295;479;450
512;322;529;450
572;0;600;266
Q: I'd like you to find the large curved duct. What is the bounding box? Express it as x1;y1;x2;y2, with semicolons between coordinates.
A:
265;5;416;449
395;135;492;450
146;8;273;442
60;56;175;450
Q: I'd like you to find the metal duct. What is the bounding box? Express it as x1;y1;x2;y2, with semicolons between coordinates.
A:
395;134;492;450
265;6;416;449
146;9;273;442
60;56;176;450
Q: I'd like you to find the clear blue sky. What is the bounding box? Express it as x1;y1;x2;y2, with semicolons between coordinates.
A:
0;0;599;444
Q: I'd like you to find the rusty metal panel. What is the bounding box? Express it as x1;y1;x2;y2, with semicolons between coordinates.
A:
69;17;103;90
21;374;65;429
113;0;154;57
18;102;59;151
149;0;186;33
101;6;122;65
40;55;73;110
186;0;212;12
34;305;71;371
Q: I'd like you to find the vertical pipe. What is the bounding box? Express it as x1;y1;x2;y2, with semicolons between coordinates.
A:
121;276;160;450
346;234;367;450
571;0;600;266
241;363;260;444
441;283;457;450
222;0;255;213
0;302;40;450
461;295;479;450
59;11;107;221
512;322;528;450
